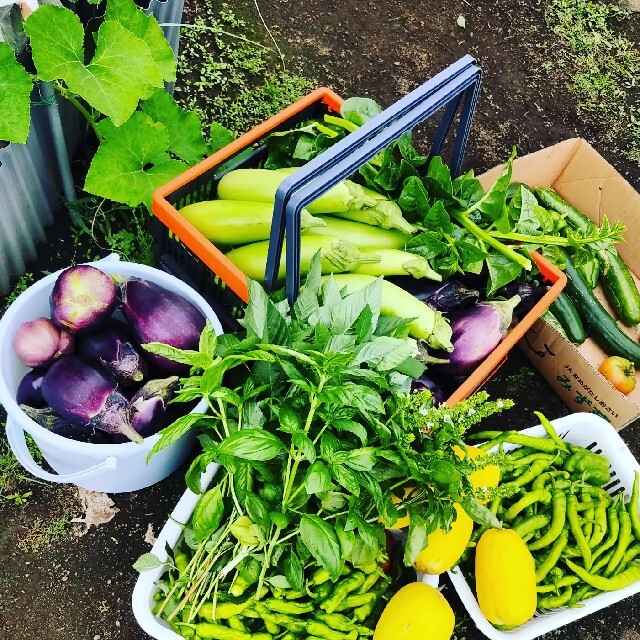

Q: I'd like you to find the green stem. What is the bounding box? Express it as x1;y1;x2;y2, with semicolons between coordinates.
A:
256;526;281;596
491;230;620;247
53;83;102;140
452;210;532;270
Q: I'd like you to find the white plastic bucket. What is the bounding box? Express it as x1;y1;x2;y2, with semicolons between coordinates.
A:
0;255;223;493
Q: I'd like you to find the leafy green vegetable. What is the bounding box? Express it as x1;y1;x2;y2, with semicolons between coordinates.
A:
84;112;187;208
0;43;32;144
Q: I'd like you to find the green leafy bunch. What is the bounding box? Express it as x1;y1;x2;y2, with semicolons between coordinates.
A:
263;99;624;294
0;0;232;209
143;254;511;621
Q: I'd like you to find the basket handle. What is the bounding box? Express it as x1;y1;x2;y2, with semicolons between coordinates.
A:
5;417;118;484
265;57;482;302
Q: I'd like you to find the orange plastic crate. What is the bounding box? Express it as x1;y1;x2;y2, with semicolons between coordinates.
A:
152;88;566;405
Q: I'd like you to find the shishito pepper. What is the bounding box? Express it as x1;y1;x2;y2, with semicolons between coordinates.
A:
563;447;611;486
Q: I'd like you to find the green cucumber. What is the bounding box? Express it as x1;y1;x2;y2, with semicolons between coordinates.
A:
536;188;640;326
577;258;600;289
564;253;640;367
549;292;586;344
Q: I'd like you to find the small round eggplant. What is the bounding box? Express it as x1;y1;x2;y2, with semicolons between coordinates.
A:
16;370;46;407
20;404;112;444
77;319;147;385
13;317;74;368
120;278;206;375
388;278;480;313
437;295;521;376
50;265;117;333
41;356;142;444
112;376;180;442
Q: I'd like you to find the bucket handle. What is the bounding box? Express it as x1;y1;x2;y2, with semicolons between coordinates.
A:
6;418;118;484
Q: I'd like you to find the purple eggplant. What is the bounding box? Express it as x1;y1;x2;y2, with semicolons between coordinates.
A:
495;281;547;319
436;295;521;376
389;278;480;313
77;319;147;385
20;405;112;444
120;278;206;375
411;374;448;407
50;265;117;333
41;356;142;444
17;370;46;407
112;376;180;442
13;317;74;368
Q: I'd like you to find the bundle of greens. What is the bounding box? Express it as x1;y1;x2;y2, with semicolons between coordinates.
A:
264;99;624;295
137;255;512;637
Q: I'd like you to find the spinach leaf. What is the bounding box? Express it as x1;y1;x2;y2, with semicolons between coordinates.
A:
340;97;382;126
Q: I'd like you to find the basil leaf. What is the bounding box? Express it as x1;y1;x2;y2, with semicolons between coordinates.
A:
331;463;361;496
346;448;377;472
320;491;348;512
284;549;304;592
218;429;285;461
306;460;332;495
299;514;342;580
245;493;270;533
133;553;165;573
332;418;368;445
463;499;502;529
230;515;265;546
293;432;316;464
192;485;224;542
404;519;428;565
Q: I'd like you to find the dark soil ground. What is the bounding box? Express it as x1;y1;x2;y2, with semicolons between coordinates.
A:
1;0;640;639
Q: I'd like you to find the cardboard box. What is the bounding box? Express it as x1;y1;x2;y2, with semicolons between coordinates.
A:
478;139;640;430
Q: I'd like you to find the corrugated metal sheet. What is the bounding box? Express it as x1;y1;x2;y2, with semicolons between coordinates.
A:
0;90;79;295
0;0;186;296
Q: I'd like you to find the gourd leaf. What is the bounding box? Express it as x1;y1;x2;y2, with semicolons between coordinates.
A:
0;42;32;143
24;6;163;126
140;88;207;165
105;0;176;83
84;112;187;208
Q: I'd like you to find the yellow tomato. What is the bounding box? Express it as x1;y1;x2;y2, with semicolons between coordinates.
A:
453;444;500;502
413;503;474;574
374;582;454;640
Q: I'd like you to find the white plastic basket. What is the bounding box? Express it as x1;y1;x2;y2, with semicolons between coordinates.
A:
448;412;640;640
132;463;439;639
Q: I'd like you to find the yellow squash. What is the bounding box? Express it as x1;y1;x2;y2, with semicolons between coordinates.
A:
453;444;500;503
374;582;454;640
475;529;537;630
413;503;474;574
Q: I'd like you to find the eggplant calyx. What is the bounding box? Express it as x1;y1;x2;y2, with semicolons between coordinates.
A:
416;343;450;365
21;404;70;431
482;295;521;335
92;393;143;444
402;258;443;282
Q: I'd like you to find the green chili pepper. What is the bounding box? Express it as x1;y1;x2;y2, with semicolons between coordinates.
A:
311;568;331;585
537;575;579;593
605;501;633;577
562;546;582;559
582;493;595;541
504;433;562;453
250;635;273;640
358;571;382;594
592;550;614;574
254;606;305;634
589;498;609;549
630;472;640;541
592;497;621;566
468;430;503;441
504;459;555;492
200;602;251;621
314;611;374;635
312;583;333;600
505;489;552;521
532;471;571;492
613;544;640;576
192;623;251;640
568;493;592;569
478;431;517;451
505;446;538;460
280;634;300;640
306;621;358;640
264;599;314;615
534;411;569;452
508;453;560;471
175;552;190;573
536;529;569;583
567;584;591;607
565;558;640;591
538;586;573;610
529;490;567;551
333;592;377;613
321;572;366;613
227;617;248;632
564;448;611;486
513;514;550;539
